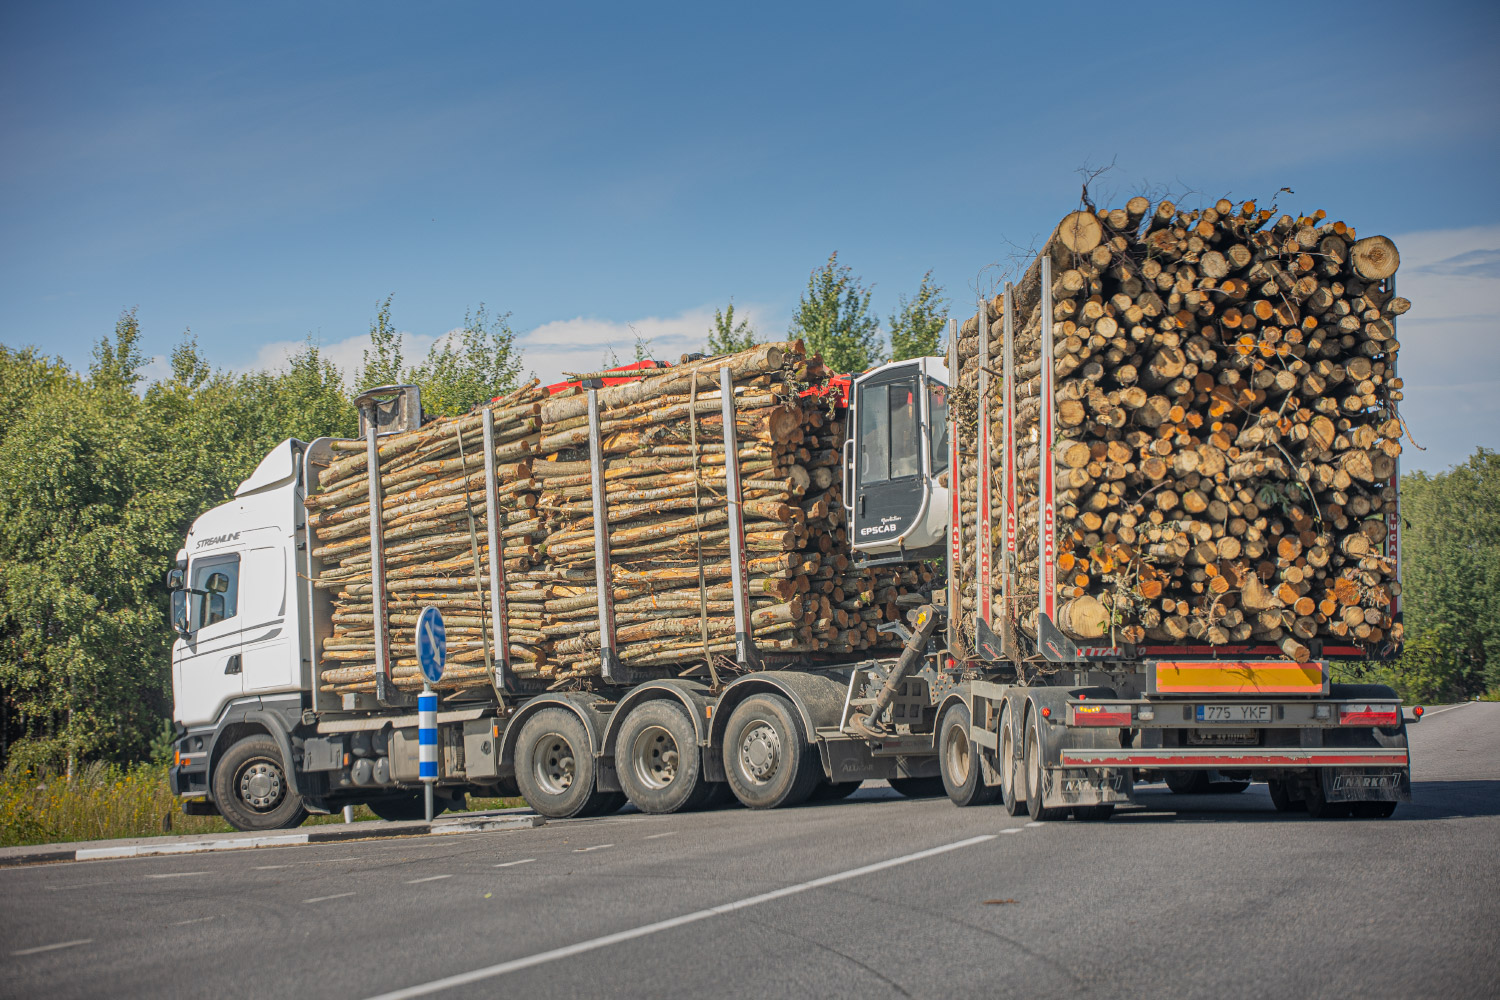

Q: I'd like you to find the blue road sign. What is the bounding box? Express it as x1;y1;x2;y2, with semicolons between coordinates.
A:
416;605;447;686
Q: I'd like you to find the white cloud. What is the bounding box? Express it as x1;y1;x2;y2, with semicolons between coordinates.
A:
1382;223;1500;472
514;303;779;386
236;302;783;393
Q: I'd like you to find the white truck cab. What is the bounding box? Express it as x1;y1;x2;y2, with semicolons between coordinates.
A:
168;441;312;825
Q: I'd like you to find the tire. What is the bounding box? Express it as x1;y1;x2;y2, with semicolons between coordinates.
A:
1305;779;1352;819
514;708;606;819
939;703;1000;807
889;776;946;798
366;793;440;822
1267;779;1304;813
212;735;308;832
1073;805;1115;821
701;782;736;807
811;780;862;801
615;700;710;814
722;694;820;809
1165;770;1212;795
1000;709;1027;817
1351;800;1398;819
1024;712;1068;821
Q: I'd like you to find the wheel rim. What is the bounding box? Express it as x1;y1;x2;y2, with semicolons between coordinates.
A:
238;757;285;811
533;733;576;797
740;722;781;785
945;719;972;786
1025;725;1040;804
1000;720;1014;799
630;724;680;791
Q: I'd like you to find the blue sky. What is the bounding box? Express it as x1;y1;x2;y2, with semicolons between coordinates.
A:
2;1;1497;471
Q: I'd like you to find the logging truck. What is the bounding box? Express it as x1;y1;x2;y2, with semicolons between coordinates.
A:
167;202;1416;829
167;364;1413;829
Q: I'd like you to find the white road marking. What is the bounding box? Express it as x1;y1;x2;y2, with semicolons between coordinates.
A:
304;892;357;903
1024;821;1045;828
1420;703;1470;718
406;875;452;884
493;859;536;868
254;865;291;870
362;834;997;1000
147;871;210;879
1001;829;1022;835
574;844;613;853
12;939;92;956
171;916;217;926
644;832;677;840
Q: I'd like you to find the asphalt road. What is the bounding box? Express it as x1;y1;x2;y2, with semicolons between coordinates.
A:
4;702;1497;1000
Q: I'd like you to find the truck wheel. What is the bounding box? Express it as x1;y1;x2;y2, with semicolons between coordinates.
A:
1024;713;1067;821
889;777;946;798
938;703;1000;807
616;700;710;814
1165;770;1211;794
722;694;820;809
1304;780;1352;819
1267;779;1305;812
515;708;603;819
811;780;862;801
1000;709;1027;817
212;735;308;832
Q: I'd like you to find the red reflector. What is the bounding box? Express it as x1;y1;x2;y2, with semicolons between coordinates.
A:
1413;706;1424;718
1339;704;1399;726
1040;707;1051;718
1073;706;1131;726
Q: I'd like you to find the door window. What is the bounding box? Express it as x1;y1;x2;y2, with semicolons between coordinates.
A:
927;378;949;476
858;376;922;483
190;554;240;629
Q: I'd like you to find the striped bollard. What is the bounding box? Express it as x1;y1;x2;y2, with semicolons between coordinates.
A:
419;685;438;821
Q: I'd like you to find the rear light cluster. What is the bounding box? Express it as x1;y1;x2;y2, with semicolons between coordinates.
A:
1072;704;1132;726
1339;703;1400;726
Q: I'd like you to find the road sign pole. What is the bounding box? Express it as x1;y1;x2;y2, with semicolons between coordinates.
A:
420;684;438;821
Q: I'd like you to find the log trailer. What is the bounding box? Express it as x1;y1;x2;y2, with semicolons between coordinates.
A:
168;312;1415;831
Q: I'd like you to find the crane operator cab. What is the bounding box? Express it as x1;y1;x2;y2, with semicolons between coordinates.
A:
843;357;950;565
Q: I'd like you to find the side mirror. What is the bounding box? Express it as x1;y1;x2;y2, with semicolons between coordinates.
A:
206;572;231;594
167;568;185;590
171;590;192;637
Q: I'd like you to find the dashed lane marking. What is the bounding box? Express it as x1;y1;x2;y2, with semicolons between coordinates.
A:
1001;829;1022;835
574;844;613;853
644;832;677;840
304;892;357;904
362;834;997;1000
171;916;217;926
1024;821;1046;828
147;871;210;878
493;859;536;868
12;939;92;956
406;875;452;884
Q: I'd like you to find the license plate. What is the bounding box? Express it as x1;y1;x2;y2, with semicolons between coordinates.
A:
1196;704;1271;723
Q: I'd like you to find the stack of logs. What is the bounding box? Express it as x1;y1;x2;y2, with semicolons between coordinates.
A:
306;341;918;696
527;341;911;681
308;382;552;696
958;198;1407;661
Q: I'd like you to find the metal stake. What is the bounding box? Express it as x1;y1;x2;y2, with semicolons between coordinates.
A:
720;366;758;668
586;388;619;679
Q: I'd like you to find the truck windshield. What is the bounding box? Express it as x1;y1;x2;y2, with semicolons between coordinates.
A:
858;377;921;483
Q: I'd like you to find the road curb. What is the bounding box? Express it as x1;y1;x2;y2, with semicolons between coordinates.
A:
0;813;544;868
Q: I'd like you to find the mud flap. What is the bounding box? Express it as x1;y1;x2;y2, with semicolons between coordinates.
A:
1321;766;1411;803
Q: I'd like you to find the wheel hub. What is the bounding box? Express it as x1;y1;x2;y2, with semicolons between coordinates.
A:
239;760;284;811
946;724;971;784
741;723;780;781
535;735;576;796
631;725;680;791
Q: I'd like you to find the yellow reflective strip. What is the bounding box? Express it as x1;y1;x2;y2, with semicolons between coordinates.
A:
1155;662;1323;694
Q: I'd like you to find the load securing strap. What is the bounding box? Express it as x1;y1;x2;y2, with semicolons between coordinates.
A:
454;423;496;695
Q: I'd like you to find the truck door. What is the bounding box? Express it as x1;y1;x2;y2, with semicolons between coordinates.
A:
849;362;929;549
172;552;245;728
239;543;298;695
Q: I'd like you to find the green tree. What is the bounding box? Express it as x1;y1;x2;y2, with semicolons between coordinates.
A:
408;304;522;416
1390;449;1500;699
355;295;403;392
888;271;947;361
706;301;757;356
789;252;883;374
